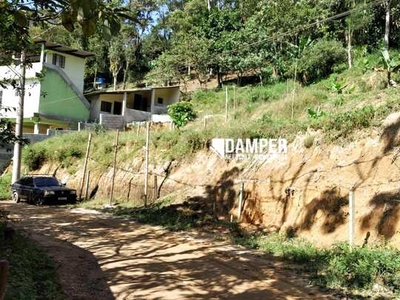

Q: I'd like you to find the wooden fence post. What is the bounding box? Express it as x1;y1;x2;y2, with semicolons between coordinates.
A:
79;133;92;200
238;182;244;221
144;122;150;207
225;86;229;123
349;189;355;250
153;174;158;201
110;130;119;205
84;170;90;201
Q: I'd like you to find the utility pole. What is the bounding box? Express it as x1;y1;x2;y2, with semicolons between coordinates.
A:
12;50;26;184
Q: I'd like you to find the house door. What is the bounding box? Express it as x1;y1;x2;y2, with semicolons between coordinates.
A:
113;102;122;115
133;94;148;112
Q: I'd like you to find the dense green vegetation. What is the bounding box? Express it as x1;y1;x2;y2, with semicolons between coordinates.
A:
3;1;400;91
0;211;64;299
236;233;400;296
0;173;11;200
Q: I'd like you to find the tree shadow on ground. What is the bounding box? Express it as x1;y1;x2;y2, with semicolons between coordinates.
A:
360;191;400;239
3;202;341;300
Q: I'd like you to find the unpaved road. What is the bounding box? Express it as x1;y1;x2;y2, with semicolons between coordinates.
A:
2;201;337;300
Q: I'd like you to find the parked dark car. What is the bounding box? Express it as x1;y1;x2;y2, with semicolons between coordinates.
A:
11;175;77;205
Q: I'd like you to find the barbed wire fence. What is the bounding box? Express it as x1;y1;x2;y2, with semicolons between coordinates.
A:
76;119;400;246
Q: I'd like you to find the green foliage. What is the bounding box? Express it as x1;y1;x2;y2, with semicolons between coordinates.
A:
0;221;64;299
235;233;400;294
0;173;12;200
22;147;47;171
307;108;327;119
297;39;347;84
323;106;375;140
321;244;400;290
167;101;197;128
22;133;86;171
0;116;28;149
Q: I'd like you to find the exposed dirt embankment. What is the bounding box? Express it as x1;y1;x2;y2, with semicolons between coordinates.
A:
38;113;400;247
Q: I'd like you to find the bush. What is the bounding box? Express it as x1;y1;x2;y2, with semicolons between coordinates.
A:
236;234;400;294
311;106;376;140
0;173;11;200
167;102;197;128
297;39;347;84
22;147;46;171
322;244;400;291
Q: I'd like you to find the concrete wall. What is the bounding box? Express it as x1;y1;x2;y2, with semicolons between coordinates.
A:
99;114;125;130
152;114;172;123
124;108;151;123
154;88;179;105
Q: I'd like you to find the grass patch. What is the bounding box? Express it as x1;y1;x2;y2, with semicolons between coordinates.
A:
20;53;400;169
235;232;400;296
0;211;64;299
0;172;11;200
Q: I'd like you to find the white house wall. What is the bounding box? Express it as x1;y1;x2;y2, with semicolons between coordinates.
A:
1;78;41;118
90;94;123;121
152;88;180;114
0;62;42;118
0;62;42;82
46;51;85;92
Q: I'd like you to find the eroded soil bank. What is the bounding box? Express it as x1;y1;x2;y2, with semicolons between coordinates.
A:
36;113;400;248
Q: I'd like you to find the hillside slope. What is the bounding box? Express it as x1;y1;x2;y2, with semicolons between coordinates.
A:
29;113;400;248
14;62;400;248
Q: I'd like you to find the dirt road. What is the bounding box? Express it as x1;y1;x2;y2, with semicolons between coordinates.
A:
2;201;337;300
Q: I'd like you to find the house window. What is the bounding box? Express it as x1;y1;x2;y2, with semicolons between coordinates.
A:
100;101;112;113
157;97;164;104
52;53;66;69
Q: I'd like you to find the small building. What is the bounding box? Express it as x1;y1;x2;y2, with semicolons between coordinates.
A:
85;86;180;129
0;40;93;133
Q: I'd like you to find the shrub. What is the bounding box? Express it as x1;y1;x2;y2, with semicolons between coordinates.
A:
167;102;197;128
322;244;400;291
297;39;347;84
22;147;46;171
311;106;375;140
0;173;11;200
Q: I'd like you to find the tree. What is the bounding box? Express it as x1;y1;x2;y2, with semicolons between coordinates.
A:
167;102;196;128
108;38;124;90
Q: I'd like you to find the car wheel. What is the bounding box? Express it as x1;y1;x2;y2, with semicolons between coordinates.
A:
34;196;45;206
12;191;20;203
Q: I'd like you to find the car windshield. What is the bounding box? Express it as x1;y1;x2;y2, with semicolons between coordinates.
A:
33;177;61;187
